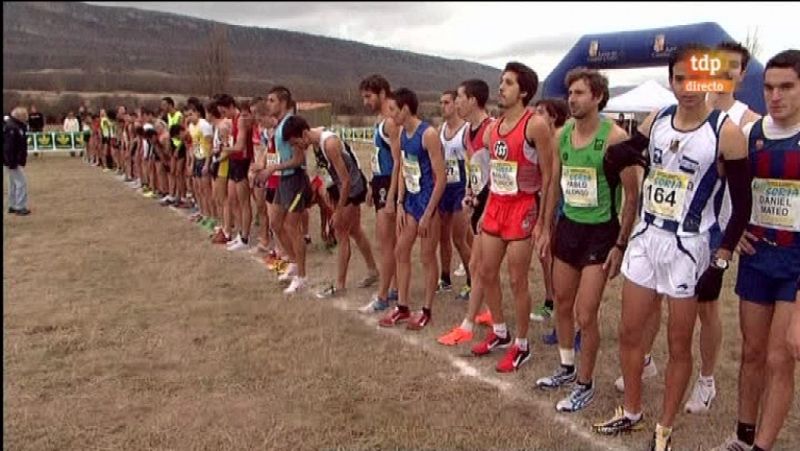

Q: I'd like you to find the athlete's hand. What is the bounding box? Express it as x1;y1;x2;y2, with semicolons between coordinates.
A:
533;224;551;260
202;164;209;177
418;213;431;238
736;231;758;255
366;185;374;207
789;306;800;361
254;169;270;186
331;208;342;231
603;247;623;280
384;199;396;216
396;204;406;234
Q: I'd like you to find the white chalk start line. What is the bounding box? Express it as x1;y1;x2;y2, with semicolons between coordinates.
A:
112;170;630;451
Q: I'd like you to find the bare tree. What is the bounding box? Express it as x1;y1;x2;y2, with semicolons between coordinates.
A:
744;27;762;60
196;24;231;97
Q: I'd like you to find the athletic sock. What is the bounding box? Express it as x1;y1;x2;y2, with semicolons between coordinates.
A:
441;272;451;286
460;319;474;332
466;275;471;287
241;236;248;244
578;380;593;390
545;298;554;310
493;323;508;338
623;409;642;422
397;304;409;314
737;422;756;445
752;446;766;451
559;348;575;372
655;423;672;440
699;374;715;386
422;307;431;317
515;338;528;351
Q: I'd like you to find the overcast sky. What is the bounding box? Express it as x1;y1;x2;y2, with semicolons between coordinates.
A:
89;1;798;87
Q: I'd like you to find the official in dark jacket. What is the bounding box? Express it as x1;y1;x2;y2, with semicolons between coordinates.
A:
3;107;31;215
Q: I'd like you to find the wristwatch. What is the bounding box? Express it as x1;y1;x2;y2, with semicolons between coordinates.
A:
710;257;730;271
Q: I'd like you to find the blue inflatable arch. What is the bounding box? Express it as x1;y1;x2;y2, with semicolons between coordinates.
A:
541;22;766;114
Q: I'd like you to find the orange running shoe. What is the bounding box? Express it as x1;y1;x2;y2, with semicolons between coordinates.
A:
211;229;230;244
475;309;493;327
437;326;474;346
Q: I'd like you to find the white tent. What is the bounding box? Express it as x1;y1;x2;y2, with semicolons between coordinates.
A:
605;79;677;113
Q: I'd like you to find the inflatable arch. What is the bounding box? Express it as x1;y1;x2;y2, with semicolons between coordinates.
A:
541;22;766;114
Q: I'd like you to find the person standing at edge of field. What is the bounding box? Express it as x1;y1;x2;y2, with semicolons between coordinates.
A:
377;88;447;330
436;78;496;346
28;104;44;133
470;61;557;373
616;40;765;414
436;90;473;300
3;107;32;216
358;74;402;313
711;49;800;451
257;86;311;295
281;115;379;299
217;95;254;252
592;44;752;451
533;69;636;414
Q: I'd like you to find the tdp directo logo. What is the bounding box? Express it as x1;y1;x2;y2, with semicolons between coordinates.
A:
684;50;735;93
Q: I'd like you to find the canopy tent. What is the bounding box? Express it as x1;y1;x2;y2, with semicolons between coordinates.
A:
605;79;677;113
541;22;766;114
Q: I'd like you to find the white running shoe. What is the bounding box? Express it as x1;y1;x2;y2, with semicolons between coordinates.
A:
226;235;248;252
284;276;307;295
454;263;466;277
278;263;298;282
614;356;658;392
684;377;716;414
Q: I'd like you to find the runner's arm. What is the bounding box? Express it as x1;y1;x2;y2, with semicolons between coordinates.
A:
609;126;638;247
423;127;447;219
717;120;751;257
546;126;564;231
326;137;351;210
527;114;556;232
220;116;248;158
386;119;402;208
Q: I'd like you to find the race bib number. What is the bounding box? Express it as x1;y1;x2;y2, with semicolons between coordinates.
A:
371;147;381;175
469;162;483;191
561;166;598;207
446;159;461;184
490;160;518;195
266;152;281;176
750;178;800;232
642;168;690;221
403;154;422;194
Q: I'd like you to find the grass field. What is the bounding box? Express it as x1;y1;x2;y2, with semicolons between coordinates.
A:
3;152;798;450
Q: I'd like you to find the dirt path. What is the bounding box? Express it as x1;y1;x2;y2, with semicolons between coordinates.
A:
3;156;798;450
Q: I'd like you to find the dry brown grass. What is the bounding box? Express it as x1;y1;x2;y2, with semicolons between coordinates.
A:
3;154;798;451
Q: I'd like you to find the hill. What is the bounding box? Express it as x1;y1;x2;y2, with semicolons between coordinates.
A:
2;2;501;111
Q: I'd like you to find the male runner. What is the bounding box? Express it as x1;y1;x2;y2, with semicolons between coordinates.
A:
437;90;473;299
257;86;310;294
534;69;636;413
186;102;214;227
208;101;234;245
358;75;401;313
592;45;752;451
470;62;556;373
378;88;446;329
437;78;496;346
217;94;254;251
282;116;379;298
160;97;185;206
713;49;800;451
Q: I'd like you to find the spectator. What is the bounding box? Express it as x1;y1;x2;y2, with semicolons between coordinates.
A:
63;111;80;132
3;107;31;215
77;104;87;130
28;104;44;132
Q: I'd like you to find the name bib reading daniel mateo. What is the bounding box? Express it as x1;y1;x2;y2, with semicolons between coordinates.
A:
561;167;598;207
751;178;800;232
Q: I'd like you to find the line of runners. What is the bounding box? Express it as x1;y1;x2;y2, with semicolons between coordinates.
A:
79;43;799;451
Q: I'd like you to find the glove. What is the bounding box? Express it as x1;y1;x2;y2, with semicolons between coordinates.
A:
696;265;724;301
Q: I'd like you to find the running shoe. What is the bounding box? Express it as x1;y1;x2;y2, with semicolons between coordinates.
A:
684;377;716;414
226;235;248;252
536;366;577;390
315;283;338;299
454;263;466;277
283;276;306;295
709;435;751;451
211;229;230;244
272;259;290;275
556;382;595;412
496;344;531;373
387;289;399;302
471;331;511;356
530;302;553;321
474;309;493;327
436;279;453;293
357;270;379;288
406;310;431;331
542;328;558;345
592;406;644;435
437;326;474;346
378;306;411;327
614;355;658;392
649;430;672;451
358;295;391;314
455;285;471;301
